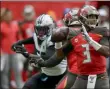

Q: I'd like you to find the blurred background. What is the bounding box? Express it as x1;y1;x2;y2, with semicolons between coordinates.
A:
0;1;110;89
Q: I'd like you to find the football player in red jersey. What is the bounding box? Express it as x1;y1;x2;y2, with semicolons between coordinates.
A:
53;5;110;89
27;5;110;89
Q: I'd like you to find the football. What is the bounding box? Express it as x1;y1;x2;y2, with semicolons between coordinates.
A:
51;27;69;42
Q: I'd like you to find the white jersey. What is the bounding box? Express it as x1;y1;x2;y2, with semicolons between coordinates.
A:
33;33;67;76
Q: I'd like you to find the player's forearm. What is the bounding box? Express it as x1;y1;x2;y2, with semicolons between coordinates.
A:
16;37;34;45
38;53;63;67
97;46;110;57
38;43;65;67
88;39;110;57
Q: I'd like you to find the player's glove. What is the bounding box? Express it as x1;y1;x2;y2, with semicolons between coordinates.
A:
11;40;22;52
12;45;29;58
28;54;44;67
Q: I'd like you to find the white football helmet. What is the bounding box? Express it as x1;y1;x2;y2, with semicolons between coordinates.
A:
34;14;56;40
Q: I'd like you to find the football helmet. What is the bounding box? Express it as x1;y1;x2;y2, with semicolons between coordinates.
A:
79;5;99;28
63;8;81;27
34;14;55;40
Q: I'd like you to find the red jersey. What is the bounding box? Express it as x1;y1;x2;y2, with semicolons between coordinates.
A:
67;50;79;74
1;21;19;54
71;33;106;75
66;27;81;74
19;21;35;53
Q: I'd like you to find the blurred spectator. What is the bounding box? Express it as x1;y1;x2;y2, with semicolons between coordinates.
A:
47;10;57;21
0;8;23;89
98;5;110;83
63;8;71;16
98;6;109;29
57;8;70;27
18;5;37;82
107;57;110;79
0;8;6;23
47;10;58;28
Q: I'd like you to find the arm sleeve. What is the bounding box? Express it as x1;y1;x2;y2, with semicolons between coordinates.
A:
17;37;34;45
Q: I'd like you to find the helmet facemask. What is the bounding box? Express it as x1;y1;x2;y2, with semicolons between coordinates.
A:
79;5;99;29
34;26;50;41
86;14;99;28
34;14;56;40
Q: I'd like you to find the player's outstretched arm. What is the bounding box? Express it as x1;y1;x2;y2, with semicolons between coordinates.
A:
37;53;63;67
14;37;34;45
36;41;73;67
11;37;34;51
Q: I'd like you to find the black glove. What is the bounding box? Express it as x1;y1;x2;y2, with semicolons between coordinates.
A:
29;54;44;67
12;45;29;58
11;40;22;52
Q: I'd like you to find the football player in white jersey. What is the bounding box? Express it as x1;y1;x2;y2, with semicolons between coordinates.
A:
12;14;67;89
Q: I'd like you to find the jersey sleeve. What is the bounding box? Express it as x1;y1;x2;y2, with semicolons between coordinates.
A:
93;27;110;46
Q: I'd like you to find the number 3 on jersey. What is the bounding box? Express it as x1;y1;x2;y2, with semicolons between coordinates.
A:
82;44;91;63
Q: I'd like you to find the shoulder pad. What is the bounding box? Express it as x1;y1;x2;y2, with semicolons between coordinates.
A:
91;26;110;37
67;28;81;40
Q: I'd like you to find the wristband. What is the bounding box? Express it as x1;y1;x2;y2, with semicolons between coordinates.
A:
55;42;62;49
89;40;102;51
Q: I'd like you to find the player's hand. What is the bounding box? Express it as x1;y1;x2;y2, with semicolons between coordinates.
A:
78;18;93;43
12;45;26;53
29;54;44;67
11;41;22;52
11;43;18;52
81;24;93;43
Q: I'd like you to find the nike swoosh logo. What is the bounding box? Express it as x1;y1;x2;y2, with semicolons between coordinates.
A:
41;77;48;81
